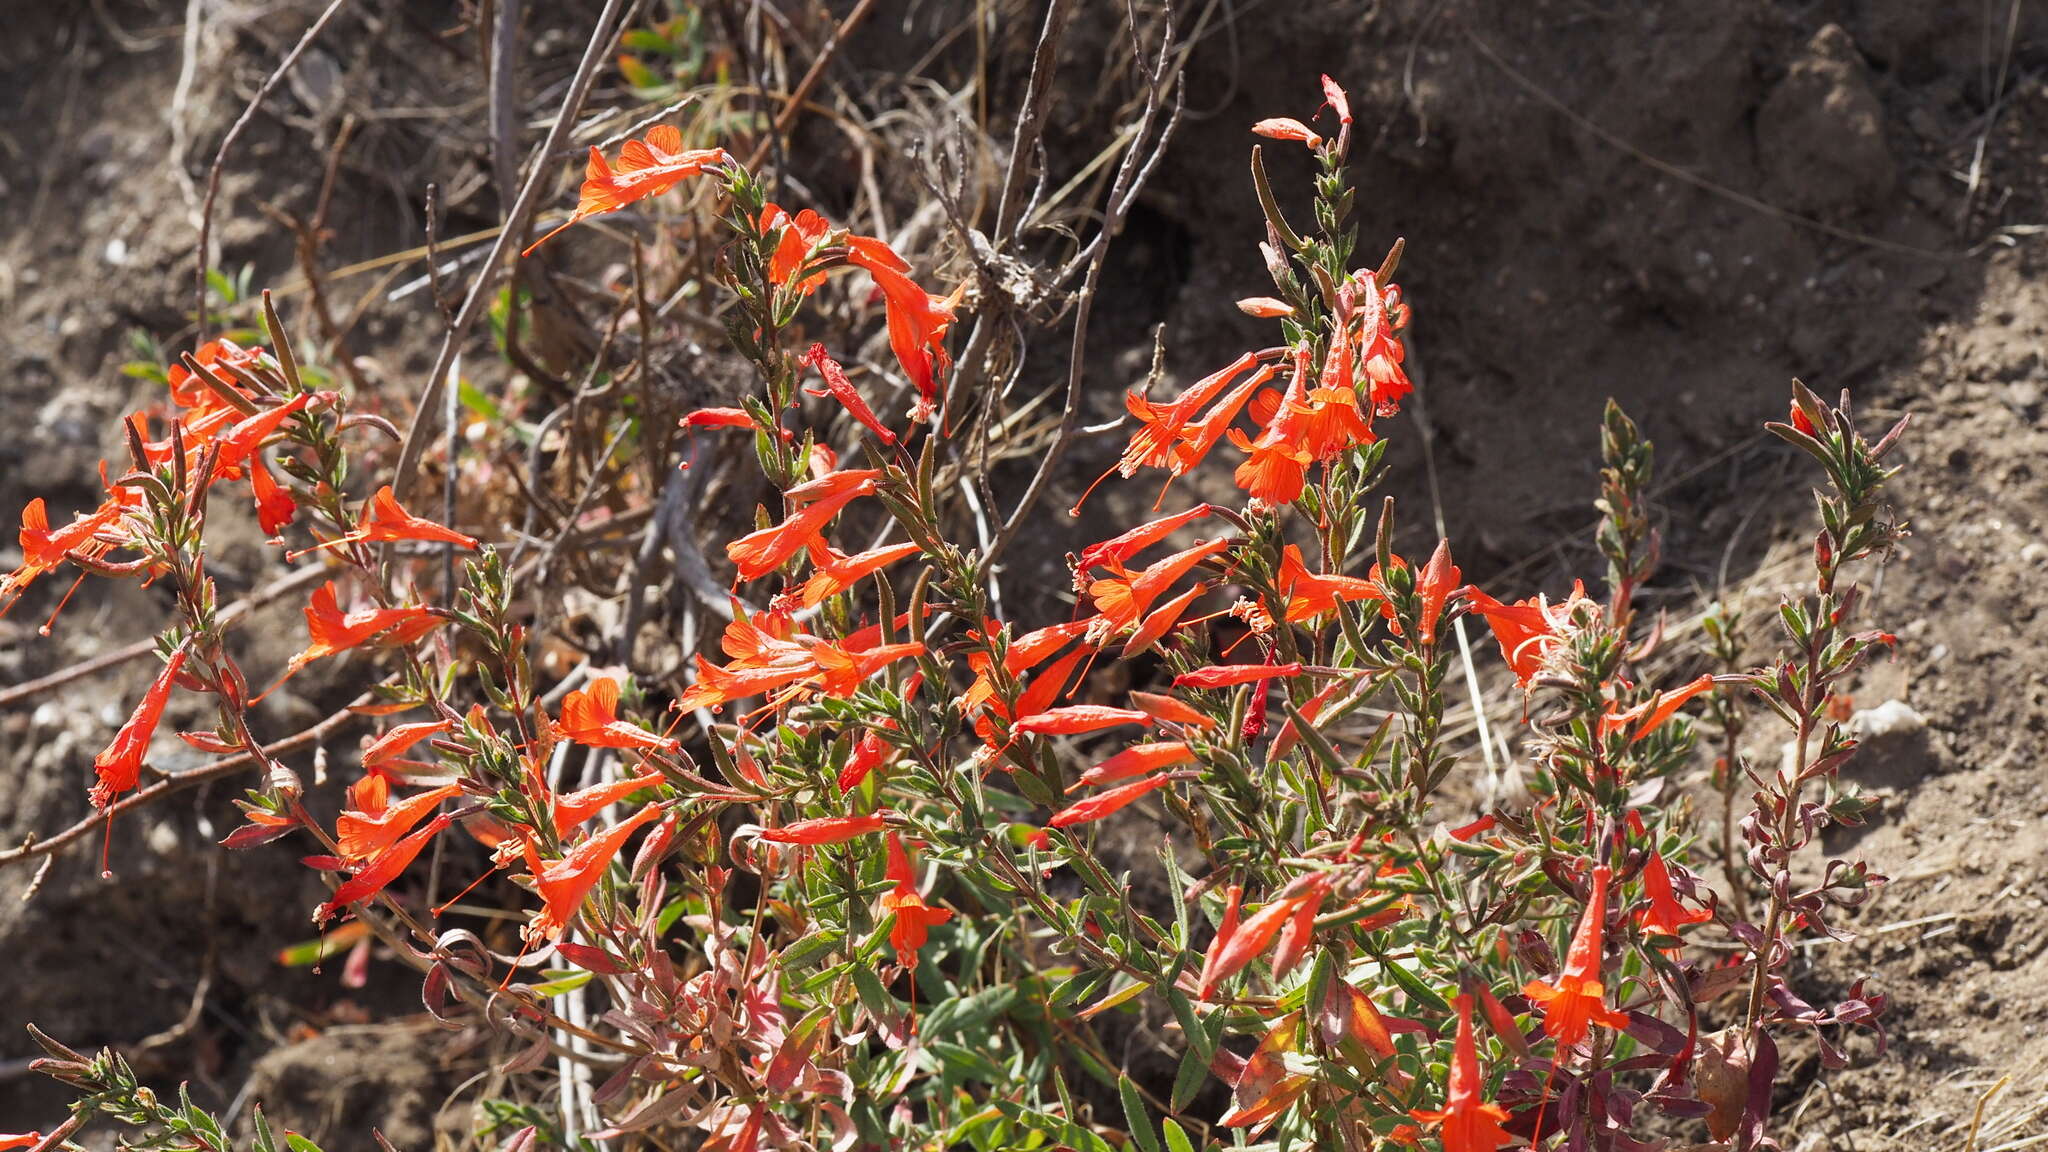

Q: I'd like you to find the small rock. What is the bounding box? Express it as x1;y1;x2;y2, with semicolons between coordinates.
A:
1852;699;1927;740
1847;699;1940;790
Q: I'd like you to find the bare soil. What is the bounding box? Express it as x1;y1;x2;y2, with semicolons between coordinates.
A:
3;0;2047;1145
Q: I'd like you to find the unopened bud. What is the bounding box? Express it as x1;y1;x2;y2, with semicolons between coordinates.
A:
1236;296;1295;319
27;1024;89;1065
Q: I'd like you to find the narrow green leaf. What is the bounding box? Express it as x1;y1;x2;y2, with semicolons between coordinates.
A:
1120;1075;1162;1152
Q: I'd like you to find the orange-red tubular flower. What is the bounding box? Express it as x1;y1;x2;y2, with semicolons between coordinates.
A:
1078;353;1267;511
725;475;876;581
1002;646;1089;729
784;465;885;504
353;486;480;549
961;617;1092;713
1269;881;1327;981
798;541;922;608
1074;741;1195;789
1075;505;1215;574
362;719;452;769
1600;674;1716;743
1523;864;1630;1047
1636;848;1712;946
679;407;758;431
1048;773;1175;829
1088;537;1231;631
761;812;888;845
1169;370;1273;482
1274;545;1382;623
1128;690;1216;731
90;647;189;810
1174;663;1306;689
1013;705;1152;736
1409;994;1514;1152
1230;351;1318;504
2;497;125;615
763;203;832;292
1320;75;1352;126
552;676;680;753
1294;335;1374;462
881;833;953;968
261;583;445;699
316;813;456;924
552;771;666;837
758;209;954;420
336;776;462;863
523;126;728;255
1464;581;1589;686
1788;398;1818;437
1358;274;1413;416
679;407;795;442
839;730;892;793
845;236;954;421
802;344;896;444
1199;875;1329;999
522;803;666;943
211;392;319;480
1122;582;1207;657
810;639;923;698
676;655;816;713
249;458;297;538
1411;540;1463;645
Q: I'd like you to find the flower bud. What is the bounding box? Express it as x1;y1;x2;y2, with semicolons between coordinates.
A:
1251;117;1322;148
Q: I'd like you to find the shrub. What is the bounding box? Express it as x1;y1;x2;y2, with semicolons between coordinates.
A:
5;71;1906;1152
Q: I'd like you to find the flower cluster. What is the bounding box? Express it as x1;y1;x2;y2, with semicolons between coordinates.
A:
14;76;1905;1152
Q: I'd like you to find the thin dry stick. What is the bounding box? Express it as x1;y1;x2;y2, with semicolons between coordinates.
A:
194;0;351;342
1956;0;2023;230
392;0;630;498
0;693;366;869
938;0;1075;436
740;0;880;173
0;564;328;712
984;7;1183;570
